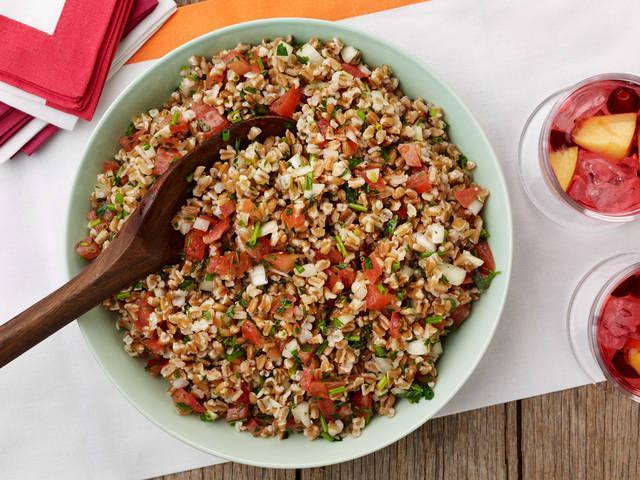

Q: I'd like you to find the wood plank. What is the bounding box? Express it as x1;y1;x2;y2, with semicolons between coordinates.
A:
520;383;640;480
160;464;296;480
300;404;515;480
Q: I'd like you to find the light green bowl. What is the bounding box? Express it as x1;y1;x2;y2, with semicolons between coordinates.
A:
66;18;513;468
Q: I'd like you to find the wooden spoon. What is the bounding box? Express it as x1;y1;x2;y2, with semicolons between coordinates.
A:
0;116;293;368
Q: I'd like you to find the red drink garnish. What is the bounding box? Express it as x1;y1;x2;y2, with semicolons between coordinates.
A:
547;79;640;215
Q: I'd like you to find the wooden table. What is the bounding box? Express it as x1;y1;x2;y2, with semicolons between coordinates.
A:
156;3;640;478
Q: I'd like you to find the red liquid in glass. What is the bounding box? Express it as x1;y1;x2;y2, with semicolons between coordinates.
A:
597;271;640;393
547;79;640;214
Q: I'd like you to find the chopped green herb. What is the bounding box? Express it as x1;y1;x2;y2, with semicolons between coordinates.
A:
276;43;289;56
225;306;235;318
224;346;245;362
335;263;349;270
229;110;242;124
479;228;490;241
89;218;102;228
202;311;212;320
296;54;309;64
458;154;469;169
376;374;388;391
362;257;373;270
243;86;257;94
305;172;313;190
448;298;458;311
428;107;439;118
238;298;248;308
473;270;500;292
431;137;444;144
348;203;367;212
391;261;401;272
396;291;406;301
171;110;180;126
179;278;196;290
248;222;262;247
257;57;265;72
426;315;443;324
331;317;344;328
200;411;216;422
234;137;241;152
185;173;194;182
441;274;449;284
294;264;304;274
334;235;348;258
125;122;134;136
114;191;124;204
356;109;367;122
374;345;387;358
420;251;435;258
175;402;192;414
318;319;327;334
348;156;364;170
115;291;130;300
384;216;399;237
398;383;435;403
315;341;328;356
221;129;230;142
342;185;359;204
143;143;151;150
376;284;387;294
329;386;346;396
205;273;214;281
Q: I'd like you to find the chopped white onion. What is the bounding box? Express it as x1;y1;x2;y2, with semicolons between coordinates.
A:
414;233;436;253
439;263;467;286
304;183;324;199
288;153;302;168
292;401;312;427
199;279;214;292
468;198;484;215
374;356;392;373
427;224;446;244
371;90;385;112
278;174;292;189
295;263;318;278
432;341;443;356
193;217;211;231
461;250;484;268
414;124;423;141
282;339;300;358
337;314;354;326
340;45;361;64
249;264;268;286
260;220;278;237
407;339;429;356
155;125;171;139
300;43;324;64
290;164;313;177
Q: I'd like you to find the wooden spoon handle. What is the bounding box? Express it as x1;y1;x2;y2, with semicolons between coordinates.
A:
0;254;140;368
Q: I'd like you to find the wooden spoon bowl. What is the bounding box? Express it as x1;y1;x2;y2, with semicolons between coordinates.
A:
0;116;293;367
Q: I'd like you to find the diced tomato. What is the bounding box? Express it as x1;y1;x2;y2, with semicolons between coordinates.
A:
202;217;231;244
360;169;386;190
475;241;496;272
119;130;143;151
143;337;164;355
153;148;179;176
246;237;273;261
397;204;408;220
317;398;336;419
352;392;374;411
223;50;253;76
398;143;423;167
343;140;358;157
205;72;224;89
451;303;471;328
219;200;236;218
169;123;189;135
327;267;356;290
184;229;206;261
102;160;120;174
135;291;154;330
454;186;481;208
307;381;330;399
316;247;343;265
389;312;402;339
226;403;249;421
298;348;315;365
341;63;369;78
193;103;230;137
264;252;300;273
241;321;263;346
317;119;330;146
363;254;383;284
75;237;101;260
270;87;302;118
300;368;314;391
407;170;432;194
462;273;474;285
145;357;167;376
238;199;261;221
246;417;260;433
281;207;305;229
207;251;251;278
365;284;393;311
337;404;353;419
172;388;205;414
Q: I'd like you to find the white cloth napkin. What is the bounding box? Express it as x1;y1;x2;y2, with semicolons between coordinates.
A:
0;0;176;133
2;0;640;477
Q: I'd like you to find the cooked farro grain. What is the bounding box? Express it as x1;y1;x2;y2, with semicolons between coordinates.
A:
76;37;498;440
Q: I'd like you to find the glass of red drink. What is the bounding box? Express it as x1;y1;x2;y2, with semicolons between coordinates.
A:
519;74;640;227
568;253;640;400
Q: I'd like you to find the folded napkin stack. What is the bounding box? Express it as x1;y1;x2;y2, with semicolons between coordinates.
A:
0;0;176;161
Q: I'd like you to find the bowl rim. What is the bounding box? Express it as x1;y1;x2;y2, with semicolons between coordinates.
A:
65;17;514;468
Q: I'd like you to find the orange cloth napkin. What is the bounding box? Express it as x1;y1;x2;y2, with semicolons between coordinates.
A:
130;0;424;63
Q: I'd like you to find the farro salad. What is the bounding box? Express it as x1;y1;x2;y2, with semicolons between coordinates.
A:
75;37;499;441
